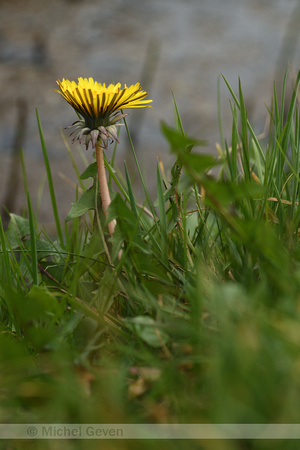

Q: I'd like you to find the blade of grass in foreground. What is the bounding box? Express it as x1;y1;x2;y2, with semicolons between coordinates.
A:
222;74;265;165
60;129;86;192
124;162;138;220
123;115;161;253
27;191;38;285
0;216;11;283
172;92;185;135
36;108;64;248
123;115;158;224
156;161;168;263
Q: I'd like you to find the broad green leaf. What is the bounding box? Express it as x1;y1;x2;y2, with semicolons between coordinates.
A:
132;254;171;281
202;178;265;208
27;285;66;320
5;214;30;249
66;186;96;221
178;151;219;174
161;121;206;152
81;228;106;260
71;228;107;279
0;331;32;365
106;193;134;224
34;240;62;260
39;261;66;284
95;267;120;315
107;194;150;256
80;162;98;180
161;123;217;174
127;316;169;348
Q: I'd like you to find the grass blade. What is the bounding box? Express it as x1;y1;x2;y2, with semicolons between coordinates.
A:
0;216;11;283
123;115;159;228
156;161;168;263
124;161;138;219
36;108;64;248
27;191;38;285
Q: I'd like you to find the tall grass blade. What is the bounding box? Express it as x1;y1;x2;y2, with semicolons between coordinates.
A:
103;152;130;202
217;75;225;150
124;162;138;219
36;108;64;248
156;161;168;263
238;78;250;181
172;92;184;135
27;191;38;285
123;115;158;227
222;74;265;164
20;148;28;194
61;129;86;191
0;216;11;283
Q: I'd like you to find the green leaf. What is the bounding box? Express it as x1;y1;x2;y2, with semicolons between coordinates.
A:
132;254;171;282
66;186;96;221
35;240;62;260
80;162;98;180
161;121;206;152
0;331;32;365
39;261;66;284
106;193;136;224
161;122;217;176
5;214;30;249
27;285;66;320
177;152;219;174
95;267;119;315
202;178;265;208
127;316;169;348
11;286;66;334
81;228;106;260
107;194;151;257
71;227;106;279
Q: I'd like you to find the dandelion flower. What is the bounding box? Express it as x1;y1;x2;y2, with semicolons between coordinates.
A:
55;77;152;250
55;77;152;150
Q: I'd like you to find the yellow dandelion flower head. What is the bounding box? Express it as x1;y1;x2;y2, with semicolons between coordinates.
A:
55;77;152;150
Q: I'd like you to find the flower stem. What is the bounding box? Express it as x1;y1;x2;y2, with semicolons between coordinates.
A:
95;144;116;237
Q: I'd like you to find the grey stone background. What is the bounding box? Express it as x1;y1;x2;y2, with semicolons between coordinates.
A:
1;0;300;230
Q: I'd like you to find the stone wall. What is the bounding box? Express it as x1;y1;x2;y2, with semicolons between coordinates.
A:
1;0;299;228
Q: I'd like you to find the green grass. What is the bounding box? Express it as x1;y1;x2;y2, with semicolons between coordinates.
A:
1;73;300;450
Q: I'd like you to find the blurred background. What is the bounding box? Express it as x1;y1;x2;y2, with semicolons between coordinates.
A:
1;0;300;230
